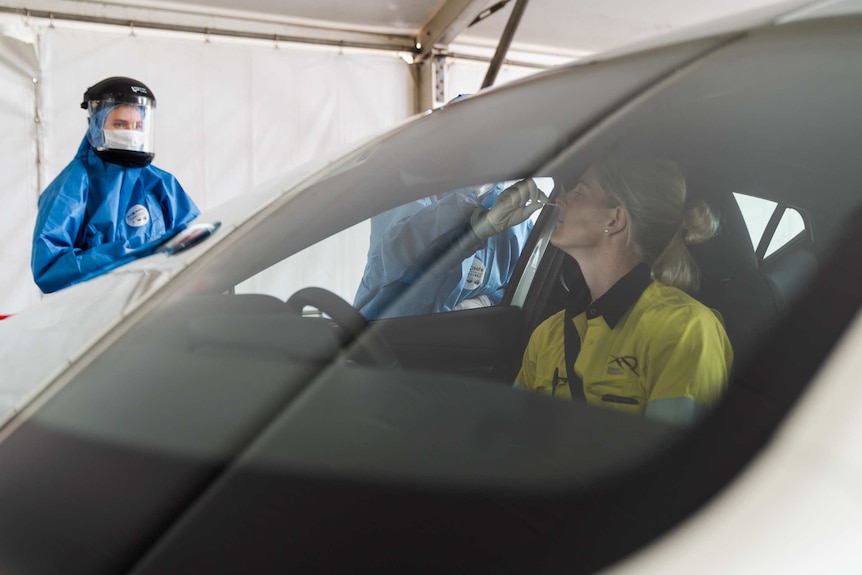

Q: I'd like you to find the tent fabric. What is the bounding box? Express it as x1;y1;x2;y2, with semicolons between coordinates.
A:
0;27;43;316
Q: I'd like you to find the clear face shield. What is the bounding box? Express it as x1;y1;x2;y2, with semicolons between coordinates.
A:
86;97;156;163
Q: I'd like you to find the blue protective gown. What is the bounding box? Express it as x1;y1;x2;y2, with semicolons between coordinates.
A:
353;185;533;319
31;137;200;293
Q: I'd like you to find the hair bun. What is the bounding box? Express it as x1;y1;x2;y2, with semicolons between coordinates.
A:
682;200;719;244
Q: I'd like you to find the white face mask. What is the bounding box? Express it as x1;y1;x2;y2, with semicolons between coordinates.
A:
103;129;146;151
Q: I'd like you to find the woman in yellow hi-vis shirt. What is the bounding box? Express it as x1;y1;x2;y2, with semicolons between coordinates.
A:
516;157;733;425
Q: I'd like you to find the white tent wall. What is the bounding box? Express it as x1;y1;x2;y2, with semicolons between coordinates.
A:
0;26;42;318
0;17;413;315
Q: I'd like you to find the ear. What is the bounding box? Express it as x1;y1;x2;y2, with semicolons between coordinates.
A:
606;205;628;236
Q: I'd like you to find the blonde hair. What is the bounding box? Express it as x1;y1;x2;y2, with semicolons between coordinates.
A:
592;157;719;293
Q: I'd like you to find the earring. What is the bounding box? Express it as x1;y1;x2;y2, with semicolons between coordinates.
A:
603;229;609;233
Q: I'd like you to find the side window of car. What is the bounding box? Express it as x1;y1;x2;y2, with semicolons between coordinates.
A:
733;193;807;260
234;219;371;314
235;179;549;320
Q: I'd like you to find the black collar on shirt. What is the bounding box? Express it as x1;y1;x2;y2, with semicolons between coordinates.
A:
582;263;652;329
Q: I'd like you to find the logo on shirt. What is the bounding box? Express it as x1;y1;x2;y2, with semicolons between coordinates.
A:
608;355;640;376
464;256;486;290
125;204;150;227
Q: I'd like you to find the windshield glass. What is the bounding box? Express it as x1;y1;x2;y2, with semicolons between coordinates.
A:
4;23;862;566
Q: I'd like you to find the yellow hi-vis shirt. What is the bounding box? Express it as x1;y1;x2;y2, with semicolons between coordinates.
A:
516;265;733;425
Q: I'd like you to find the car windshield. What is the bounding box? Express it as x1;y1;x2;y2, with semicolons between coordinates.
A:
33;19;852;429
15;15;862;440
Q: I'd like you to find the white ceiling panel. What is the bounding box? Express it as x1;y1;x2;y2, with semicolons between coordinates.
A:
159;0;437;30
1;0;802;59
133;0;795;56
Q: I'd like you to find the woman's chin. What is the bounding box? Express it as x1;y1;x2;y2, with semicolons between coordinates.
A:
549;226;564;246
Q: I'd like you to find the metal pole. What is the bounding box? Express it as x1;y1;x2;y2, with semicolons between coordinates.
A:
480;0;529;89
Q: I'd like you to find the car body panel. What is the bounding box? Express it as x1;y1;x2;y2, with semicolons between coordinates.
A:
604;226;862;575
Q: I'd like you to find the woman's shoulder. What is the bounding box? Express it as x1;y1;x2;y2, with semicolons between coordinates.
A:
638;281;722;324
531;308;567;337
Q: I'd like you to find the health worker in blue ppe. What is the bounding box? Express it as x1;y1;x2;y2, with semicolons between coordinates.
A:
31;76;199;294
354;179;548;319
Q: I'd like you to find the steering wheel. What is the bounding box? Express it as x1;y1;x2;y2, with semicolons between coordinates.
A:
286;287;399;367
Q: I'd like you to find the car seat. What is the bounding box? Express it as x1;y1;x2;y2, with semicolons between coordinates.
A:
688;192;781;371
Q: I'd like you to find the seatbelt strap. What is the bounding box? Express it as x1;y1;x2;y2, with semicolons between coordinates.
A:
563;303;586;401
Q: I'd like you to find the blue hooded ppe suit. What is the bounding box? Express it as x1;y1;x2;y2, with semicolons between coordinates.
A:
353;184;533;319
31;136;200;293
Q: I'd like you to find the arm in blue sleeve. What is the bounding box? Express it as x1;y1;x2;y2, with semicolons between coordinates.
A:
376;189;483;286
358;190;489;318
31;169;132;293
371;189;535;315
358;220;486;319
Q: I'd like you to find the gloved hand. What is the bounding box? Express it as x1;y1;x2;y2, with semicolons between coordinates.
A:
470;179;549;240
